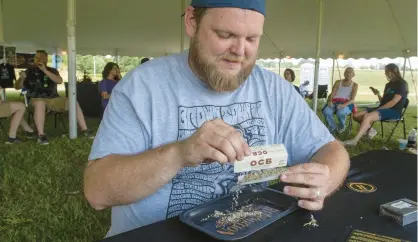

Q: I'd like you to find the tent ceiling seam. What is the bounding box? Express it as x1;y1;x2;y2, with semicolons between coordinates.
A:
263;32;283;56
386;0;408;51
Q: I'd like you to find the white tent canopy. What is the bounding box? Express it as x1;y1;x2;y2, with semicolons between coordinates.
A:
2;0;417;58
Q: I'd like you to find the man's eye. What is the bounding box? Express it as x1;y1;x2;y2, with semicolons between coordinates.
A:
217;32;231;39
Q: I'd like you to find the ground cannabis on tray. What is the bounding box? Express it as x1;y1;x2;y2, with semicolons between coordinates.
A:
201;204;264;227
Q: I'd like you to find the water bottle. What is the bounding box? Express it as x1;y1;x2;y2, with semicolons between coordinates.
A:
407;129;417;148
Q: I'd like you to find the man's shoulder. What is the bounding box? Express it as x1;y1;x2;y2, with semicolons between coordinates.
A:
250;65;285;84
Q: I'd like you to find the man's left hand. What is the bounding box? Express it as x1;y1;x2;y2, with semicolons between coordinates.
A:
337;104;345;109
281;162;331;210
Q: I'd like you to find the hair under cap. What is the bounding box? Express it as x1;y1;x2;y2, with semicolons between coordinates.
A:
190;0;266;16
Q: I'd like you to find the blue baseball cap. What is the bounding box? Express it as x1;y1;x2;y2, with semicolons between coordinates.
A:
190;0;266;16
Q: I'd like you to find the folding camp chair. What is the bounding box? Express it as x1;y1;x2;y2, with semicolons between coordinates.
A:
374;98;409;145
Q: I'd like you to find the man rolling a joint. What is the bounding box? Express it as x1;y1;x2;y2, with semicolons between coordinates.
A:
84;0;350;237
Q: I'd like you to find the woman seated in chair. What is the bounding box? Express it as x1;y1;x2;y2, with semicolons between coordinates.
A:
322;67;358;133
99;62;122;110
344;63;408;146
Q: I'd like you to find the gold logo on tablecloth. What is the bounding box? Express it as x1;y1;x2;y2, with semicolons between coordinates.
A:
347;182;377;193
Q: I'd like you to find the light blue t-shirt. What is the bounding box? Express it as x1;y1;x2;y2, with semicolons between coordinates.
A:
88;51;334;237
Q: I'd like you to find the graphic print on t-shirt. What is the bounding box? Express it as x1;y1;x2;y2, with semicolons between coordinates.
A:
0;66;10;80
166;102;266;218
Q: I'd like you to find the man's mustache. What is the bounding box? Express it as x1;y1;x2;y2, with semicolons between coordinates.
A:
218;54;244;63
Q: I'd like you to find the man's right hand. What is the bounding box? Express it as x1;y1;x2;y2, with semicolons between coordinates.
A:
176;119;251;167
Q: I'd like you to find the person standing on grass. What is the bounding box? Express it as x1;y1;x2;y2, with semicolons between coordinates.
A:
344;63;408;146
0;94;35;144
99;62;122;110
322;67;358;134
84;0;350;237
15;50;94;145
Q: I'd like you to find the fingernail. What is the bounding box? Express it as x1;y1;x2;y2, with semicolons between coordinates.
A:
298;201;304;207
281;174;287;180
283;186;289;194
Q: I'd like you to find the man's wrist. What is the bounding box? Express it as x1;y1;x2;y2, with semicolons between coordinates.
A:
168;142;186;169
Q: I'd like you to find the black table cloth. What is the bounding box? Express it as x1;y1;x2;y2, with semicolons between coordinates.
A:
65;82;103;118
100;150;417;242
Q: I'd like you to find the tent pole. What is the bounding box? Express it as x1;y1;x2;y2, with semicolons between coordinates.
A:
402;57;407;78
331;53;336;87
278;52;284;76
114;49;119;64
67;0;77;139
0;0;5;102
312;0;324;113
336;57;342;80
407;56;417;104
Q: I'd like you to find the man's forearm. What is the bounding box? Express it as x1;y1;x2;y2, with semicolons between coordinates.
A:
44;70;63;84
312;141;350;196
84;142;184;210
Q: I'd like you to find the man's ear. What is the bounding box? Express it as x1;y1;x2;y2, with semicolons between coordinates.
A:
184;6;198;38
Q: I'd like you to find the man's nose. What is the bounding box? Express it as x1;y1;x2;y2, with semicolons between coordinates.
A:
229;38;245;57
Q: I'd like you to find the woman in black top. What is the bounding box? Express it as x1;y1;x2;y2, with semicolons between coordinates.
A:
344;63;408;146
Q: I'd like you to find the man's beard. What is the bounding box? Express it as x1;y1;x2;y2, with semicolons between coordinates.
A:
189;37;256;92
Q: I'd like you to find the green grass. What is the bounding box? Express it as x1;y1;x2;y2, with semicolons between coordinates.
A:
0;90;416;241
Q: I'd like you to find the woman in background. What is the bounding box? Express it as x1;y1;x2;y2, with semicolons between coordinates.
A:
322;67;358;134
283;68;300;94
99;62;121;110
